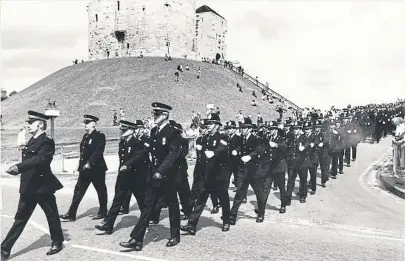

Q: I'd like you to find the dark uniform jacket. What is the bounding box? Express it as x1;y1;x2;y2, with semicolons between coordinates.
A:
148;123;181;186
174;137;189;186
202;132;229;183
193;135;207;180
285;130;296;168
294;134;312;169
240;133;263;179
328;130;343;153
316;131;330;161
262;134;287;174
227;133;242;168
116;135;149;190
308;133;320;165
79;129;108;172
16;133;63;194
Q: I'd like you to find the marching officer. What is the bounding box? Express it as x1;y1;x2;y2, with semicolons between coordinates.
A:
329;119;343;179
181;113;231;235
60;115;108;221
307;120;320;195
95;120;148;235
316;119;331;188
225;120;242;188
2;111;64;260
230;117;266;224
119;102;182;251
262;121;288;213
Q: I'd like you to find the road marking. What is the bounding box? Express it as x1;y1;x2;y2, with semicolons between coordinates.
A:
70;244;169;261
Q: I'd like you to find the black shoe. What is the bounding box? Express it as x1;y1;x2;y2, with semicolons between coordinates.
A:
321;183;326;188
46;242;63;255
339;170;344;174
222;224;230;232
180;224;196;235
95;224;113;235
119;207;129;215
300;198;306;203
149;220;159;225
279;207;286;214
59;213;76;221
119;238;142;251
230;217;236;225
352;159;355;162
310;190;316;195
256;216;264;223
1;249;10;261
92;213;106;220
331;175;337;179
166;238;180;247
346;163;350;167
211;206;220;214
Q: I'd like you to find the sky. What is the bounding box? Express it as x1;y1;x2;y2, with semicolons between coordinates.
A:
1;0;405;110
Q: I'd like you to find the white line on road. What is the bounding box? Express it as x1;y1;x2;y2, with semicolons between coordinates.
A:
70;244;169;261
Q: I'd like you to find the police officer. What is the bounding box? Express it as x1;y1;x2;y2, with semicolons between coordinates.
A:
307;120;320;195
181;113;231;234
315;119;330;188
262;121;288;213
60;115;108;221
1;111;64;260
230;117;266;224
225;120;241;188
329;119;343;179
95;120;148;235
119;102;182;251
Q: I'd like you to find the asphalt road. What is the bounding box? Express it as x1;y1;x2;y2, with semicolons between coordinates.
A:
1;137;404;261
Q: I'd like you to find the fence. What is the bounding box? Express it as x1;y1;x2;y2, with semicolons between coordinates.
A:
227;64;301;111
392;139;405;184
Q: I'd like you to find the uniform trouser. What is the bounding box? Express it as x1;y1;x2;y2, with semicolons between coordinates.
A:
319;155;330;183
188;181;231;228
121;191;132;212
231;176;266;218
286;167;308;200
229;160;239;185
1;193;64;252
344;147;351;165
130;183;180;242
338;150;344;172
263;172;287;207
150;174;192;221
104;184;146;229
309;163;318;192
68;170;108;217
351;145;357;160
190;176;218;211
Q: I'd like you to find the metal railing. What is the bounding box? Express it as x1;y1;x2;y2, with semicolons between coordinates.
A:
392;139;405;184
226;64;301;111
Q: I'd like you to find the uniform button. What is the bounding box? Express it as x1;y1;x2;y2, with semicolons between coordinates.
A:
40;175;43;177
153;148;156;150
23;154;25;157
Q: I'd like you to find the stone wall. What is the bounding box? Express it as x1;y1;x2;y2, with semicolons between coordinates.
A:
88;0;197;60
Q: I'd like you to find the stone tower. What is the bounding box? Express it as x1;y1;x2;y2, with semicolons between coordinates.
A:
88;0;197;60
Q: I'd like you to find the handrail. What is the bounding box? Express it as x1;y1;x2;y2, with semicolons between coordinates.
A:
227;64;301;111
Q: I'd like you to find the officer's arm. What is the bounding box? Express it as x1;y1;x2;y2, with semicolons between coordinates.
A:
213;137;228;157
87;133;106;166
180;138;189;158
123;142;149;169
249;137;263;158
157;133;182;177
16;138;55;173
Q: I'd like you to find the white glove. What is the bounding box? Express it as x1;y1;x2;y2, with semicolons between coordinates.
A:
269;141;278;148
310;143;314;148
318;142;324;147
241;155;252;163
354;130;357;133
232;150;237;156
333;130;338;135
347;130;351;134
205;150;215;159
196;144;202;151
383;121;386;124
299;145;305;151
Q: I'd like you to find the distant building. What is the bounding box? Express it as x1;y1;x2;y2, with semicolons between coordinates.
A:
87;1;227;62
194;5;227;61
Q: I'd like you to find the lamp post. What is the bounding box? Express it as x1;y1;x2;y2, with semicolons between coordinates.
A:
45;101;60;139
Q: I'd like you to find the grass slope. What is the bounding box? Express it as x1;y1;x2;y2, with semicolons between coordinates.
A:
1;57;292;128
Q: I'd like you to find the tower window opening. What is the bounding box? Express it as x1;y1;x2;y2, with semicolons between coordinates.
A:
142;6;145;11
117;1;120;11
127;43;130;49
115;31;126;43
164;2;170;7
95;14;98;22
